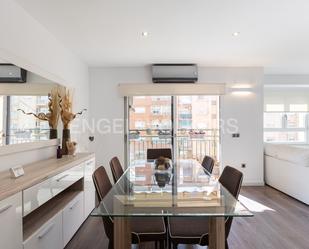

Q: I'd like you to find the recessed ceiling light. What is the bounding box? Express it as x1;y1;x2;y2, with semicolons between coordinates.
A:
142;31;149;37
232;32;240;37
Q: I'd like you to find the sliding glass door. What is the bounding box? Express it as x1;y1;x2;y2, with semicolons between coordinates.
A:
127;95;219;165
128;96;173;164
175;96;219;162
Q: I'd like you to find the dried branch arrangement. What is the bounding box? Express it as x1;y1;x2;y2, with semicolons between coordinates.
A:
59;88;87;129
17;86;61;129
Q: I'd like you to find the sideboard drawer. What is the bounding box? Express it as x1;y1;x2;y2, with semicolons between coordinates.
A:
0;192;23;249
23;212;63;249
23;177;53;216
63;192;84;246
23;164;84;216
51;164;84;196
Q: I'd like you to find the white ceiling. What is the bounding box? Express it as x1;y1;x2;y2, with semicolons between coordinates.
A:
15;0;309;73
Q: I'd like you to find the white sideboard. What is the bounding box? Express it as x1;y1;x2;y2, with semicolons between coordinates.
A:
0;153;96;249
0;192;23;249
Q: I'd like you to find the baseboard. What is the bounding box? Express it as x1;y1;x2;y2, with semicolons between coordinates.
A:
242;181;265;186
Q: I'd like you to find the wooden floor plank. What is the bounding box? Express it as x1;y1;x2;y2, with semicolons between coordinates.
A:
65;186;309;249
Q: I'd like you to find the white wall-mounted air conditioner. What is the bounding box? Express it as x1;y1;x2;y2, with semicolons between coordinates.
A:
152;64;198;83
0;64;27;83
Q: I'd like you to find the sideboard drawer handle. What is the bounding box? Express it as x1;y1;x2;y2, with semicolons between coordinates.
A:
56;174;69;182
69;200;79;210
0;204;12;214
86;161;93;166
37;223;55;239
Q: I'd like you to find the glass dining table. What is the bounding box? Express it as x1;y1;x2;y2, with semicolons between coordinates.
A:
91;159;252;249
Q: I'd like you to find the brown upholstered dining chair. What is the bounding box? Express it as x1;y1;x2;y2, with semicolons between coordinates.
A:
168;166;243;249
92;166;167;249
109;156;124;183
201;155;215;174
147;148;172;160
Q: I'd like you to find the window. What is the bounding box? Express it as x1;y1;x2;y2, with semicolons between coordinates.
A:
266;104;284;112
264;113;284;128
151;105;171;115
264;131;306;143
151;106;161;115
264;106;309;143
128;95;220;164
286;113;306;128
289;104;308;112
134;107;145;113
134;121;145;129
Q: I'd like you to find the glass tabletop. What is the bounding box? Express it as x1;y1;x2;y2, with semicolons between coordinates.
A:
91;159;252;217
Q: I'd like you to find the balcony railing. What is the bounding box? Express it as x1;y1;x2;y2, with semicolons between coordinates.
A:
7;128;49;145
129;129;219;164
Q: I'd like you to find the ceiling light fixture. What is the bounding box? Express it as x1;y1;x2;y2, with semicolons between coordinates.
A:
232;32;240;37
142;31;149;37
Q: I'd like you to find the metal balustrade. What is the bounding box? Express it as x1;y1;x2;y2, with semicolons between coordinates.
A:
129;129;219;164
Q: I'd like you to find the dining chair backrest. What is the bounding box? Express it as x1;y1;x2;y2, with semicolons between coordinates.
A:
109;156;124;183
147;148;172;160
218;165;243;238
92;166;113;240
201;156;215;174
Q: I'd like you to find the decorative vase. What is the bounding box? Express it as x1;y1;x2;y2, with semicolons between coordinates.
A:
62;129;71;155
66;141;77;156
49;129;58;139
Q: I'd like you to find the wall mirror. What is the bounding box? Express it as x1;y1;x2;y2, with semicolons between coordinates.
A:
0;57;63;146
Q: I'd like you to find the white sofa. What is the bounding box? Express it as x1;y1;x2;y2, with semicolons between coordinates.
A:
264;143;309;205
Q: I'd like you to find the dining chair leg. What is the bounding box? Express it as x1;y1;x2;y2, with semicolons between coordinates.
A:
155;241;158;249
108;241;113;249
159;240;165;249
226;240;229;249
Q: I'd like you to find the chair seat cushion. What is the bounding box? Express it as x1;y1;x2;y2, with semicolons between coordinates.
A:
168;217;209;245
131;217;166;242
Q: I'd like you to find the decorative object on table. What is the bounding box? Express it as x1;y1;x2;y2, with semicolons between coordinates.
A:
154;156;171;170
155;172;171;188
56;145;62;159
10;165;25;178
59;88;86;155
66;141;77;156
17;86;61;139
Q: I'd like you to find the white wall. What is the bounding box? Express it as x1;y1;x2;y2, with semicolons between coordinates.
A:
89;67;264;185
264;74;309;85
0;0;90;171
